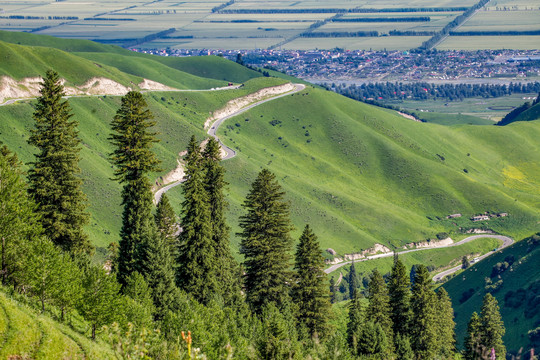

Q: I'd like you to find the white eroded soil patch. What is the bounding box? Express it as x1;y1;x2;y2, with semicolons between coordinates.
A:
138;79;177;91
0;76;174;104
204;83;295;129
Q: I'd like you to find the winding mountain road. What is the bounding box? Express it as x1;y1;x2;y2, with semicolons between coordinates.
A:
324;234;514;276
153;83;305;203
432;234;513;281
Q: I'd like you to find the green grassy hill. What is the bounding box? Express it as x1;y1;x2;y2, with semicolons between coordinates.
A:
0;31;539;259
217;88;540;253
0;30;262;85
443;233;540;356
0;289;115;359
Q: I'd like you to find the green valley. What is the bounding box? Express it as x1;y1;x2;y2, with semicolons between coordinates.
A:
0;31;539;257
0;28;539;359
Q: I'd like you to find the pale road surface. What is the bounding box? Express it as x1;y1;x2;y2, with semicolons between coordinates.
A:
153;83;306;202
432;234;513;281
324;234;514;275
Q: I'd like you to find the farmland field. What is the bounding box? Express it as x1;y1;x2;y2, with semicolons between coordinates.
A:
454;10;540;32
437;36;540;50
0;0;537;50
284;36;432;50
386;93;539;121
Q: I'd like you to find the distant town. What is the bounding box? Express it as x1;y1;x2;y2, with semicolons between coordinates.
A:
133;48;540;84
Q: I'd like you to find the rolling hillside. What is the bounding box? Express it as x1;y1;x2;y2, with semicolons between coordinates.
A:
0;31;539;259
443;233;540;356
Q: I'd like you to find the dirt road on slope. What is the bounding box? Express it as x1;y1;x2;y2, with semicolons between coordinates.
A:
324;234;514;275
153;83;306;203
432;235;513;281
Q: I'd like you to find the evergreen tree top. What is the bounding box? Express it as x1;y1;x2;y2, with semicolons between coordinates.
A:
203;137;221;162
239;169;293;256
294;224;324;272
109;91;161;183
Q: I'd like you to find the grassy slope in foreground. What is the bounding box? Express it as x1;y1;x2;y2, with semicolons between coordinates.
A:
443;233;540;356
0;290;115;359
219;87;540;253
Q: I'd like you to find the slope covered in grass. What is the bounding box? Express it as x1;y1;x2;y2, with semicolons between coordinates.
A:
0;290;115;359
1;79;539;255
443;233;540;356
219;87;540;253
0;30;262;84
0;40;140;86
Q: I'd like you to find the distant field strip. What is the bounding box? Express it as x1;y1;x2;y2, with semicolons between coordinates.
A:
218;7;470;13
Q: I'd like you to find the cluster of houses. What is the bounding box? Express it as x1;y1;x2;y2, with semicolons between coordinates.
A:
132;48;540;84
446;212;508;222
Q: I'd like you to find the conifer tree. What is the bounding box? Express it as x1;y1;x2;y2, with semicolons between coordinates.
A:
0;146;40;285
464;312;482;360
256;303;300;360
347;289;364;353
365;269;394;356
357;321;389;357
143;226;178;320
394;333;414;360
410;264;437;359
109;92;177;317
109;90;160;287
177;135;217;304
479;293;506;359
435;288;456;359
348;261;359;298
27;70;91;255
292;225;332;338
202;137;241;304
238;169;294;313
388;256;411;337
78;265;121;339
155;193;178;259
329;276;336;304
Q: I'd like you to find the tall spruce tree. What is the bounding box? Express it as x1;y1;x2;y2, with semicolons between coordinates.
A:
410;264;437;359
479;293;506;359
435;288;456;359
464;312;482;360
155;193;178;260
27;70;91;255
292;225;332;338
109;90;161;287
365;269;394;356
388;256;411;337
202;137;241;304
177;135;217;304
143;225;178;320
238;169;293;313
347;289;364;353
348;261;359;298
